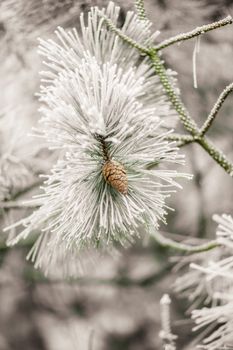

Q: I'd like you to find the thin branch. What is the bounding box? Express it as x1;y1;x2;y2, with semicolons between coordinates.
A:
134;0;147;21
165;133;194;143
165;133;196;147
99;12;150;55
150;229;220;253
148;48;233;175
100;12;233;175
200;82;233;136
149;48;198;135
197;137;233;175
155;16;233;51
177;138;195;147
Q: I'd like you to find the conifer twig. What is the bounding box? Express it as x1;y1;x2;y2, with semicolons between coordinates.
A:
149;47;233;175
155;16;233;51
134;0;147;21
200;82;233;136
100;12;150;55
101;13;233;175
165;134;195;147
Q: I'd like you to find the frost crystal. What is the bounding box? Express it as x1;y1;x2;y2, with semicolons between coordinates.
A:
38;2;178;128
183;214;233;350
6;3;190;276
192;300;233;350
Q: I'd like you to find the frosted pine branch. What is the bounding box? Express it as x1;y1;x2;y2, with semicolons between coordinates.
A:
4;3;191;277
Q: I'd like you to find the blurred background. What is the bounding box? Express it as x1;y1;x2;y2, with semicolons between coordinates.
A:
0;0;233;349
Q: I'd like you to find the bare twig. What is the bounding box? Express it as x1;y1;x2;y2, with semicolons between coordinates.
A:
150;229;220;253
100;11;150;55
165;134;194;143
155;16;233;51
106;6;233;174
134;0;147;21
149;47;233;175
200;82;233;136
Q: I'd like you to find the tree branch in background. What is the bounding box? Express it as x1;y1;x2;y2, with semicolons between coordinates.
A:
150;229;220;253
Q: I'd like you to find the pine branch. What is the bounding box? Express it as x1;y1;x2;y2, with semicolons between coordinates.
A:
148;48;233;175
100;12;233;175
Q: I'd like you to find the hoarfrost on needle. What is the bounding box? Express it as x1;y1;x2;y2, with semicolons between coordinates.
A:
175;214;233;350
6;2;190;276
